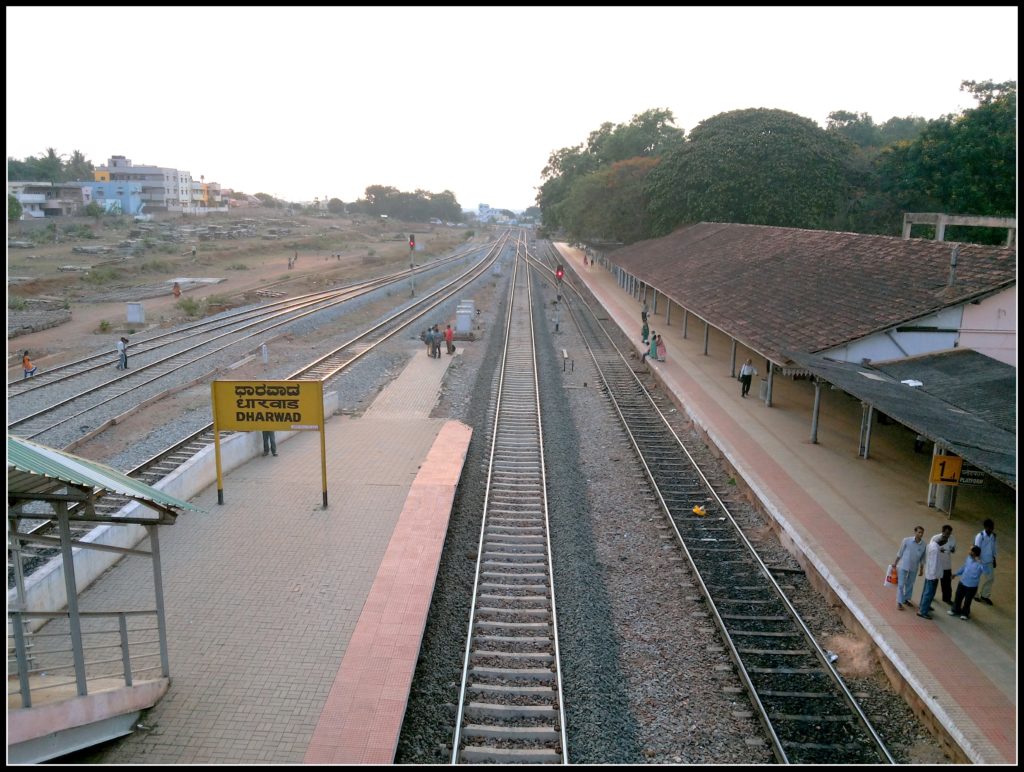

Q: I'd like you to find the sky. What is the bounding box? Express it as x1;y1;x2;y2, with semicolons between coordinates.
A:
6;6;1018;213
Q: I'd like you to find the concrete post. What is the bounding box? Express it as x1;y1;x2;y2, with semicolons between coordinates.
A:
810;379;822;444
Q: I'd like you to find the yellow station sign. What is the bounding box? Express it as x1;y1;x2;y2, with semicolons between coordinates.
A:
211;380;324;432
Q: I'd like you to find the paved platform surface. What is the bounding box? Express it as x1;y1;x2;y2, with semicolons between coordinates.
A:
70;345;471;764
557;243;1016;764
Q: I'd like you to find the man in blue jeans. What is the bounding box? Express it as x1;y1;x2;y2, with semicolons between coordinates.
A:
261;431;277;457
948;546;992;620
894;526;926;610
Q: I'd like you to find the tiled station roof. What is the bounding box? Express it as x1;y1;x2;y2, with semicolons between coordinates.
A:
609;223;1016;365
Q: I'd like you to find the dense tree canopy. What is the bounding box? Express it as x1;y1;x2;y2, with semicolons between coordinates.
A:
537;108;684;232
348;185;462;223
645;108;856;235
537;81;1015;245
559;157;660;244
878;80;1016;221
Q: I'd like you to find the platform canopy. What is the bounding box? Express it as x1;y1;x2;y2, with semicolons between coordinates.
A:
7;434;204;520
786;350;1015;489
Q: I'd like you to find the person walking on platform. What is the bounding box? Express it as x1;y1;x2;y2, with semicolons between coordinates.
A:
431;325;442;358
641;301;649;325
949;545;991;620
739;358;757;398
655;334;666;362
641;331;657;362
917;531;948;619
933;524;956;604
641;320;649;345
261;430;277;457
894;526;926;610
22;351;37;378
423;327;433;356
974;519;997;605
444;324;454;355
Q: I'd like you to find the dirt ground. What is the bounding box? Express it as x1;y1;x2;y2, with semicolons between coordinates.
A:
8;209;472;379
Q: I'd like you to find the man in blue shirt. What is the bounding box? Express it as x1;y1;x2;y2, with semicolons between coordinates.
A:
974;519;997;605
948;546;992;620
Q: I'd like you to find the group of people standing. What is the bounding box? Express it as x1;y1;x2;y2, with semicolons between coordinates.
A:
893;519;997;621
423;324;455;358
639;303;666;363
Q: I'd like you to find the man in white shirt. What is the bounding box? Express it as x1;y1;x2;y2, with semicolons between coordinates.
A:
917;532;948;619
974;519;997;605
932;524;956;604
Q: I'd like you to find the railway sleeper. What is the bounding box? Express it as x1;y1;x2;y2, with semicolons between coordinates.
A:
466;700;561;720
480;582;547;592
747;666;824;675
472;650;555;663
460;724;559;741
781;740;868;752
483;555;547;565
475;635;551;645
482;561;548;571
470;665;554;682
459;746;562;764
479;593;548;603
728;630;802;638
770;708;860;720
476;607;550;618
475;620;550;632
467;683;555;696
481;571;549;581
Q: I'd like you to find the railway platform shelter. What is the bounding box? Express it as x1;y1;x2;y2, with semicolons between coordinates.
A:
7;435;202;763
28;350;471;764
556;242;1015;764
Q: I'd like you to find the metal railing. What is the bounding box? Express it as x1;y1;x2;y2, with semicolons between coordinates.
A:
8;609;167;709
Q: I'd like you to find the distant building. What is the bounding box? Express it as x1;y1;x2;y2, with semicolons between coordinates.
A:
93;156;226;214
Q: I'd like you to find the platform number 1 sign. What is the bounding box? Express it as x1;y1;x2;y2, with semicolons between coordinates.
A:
929;455;963;486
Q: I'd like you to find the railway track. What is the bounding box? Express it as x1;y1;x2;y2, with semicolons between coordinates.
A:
451;237;567;764
7;242;497;444
8;235;512;587
535;255;894;764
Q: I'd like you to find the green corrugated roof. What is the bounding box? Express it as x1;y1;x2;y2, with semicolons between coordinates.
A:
7;434;204;513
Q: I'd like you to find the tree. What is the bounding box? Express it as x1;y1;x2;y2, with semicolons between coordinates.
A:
83;201;105;220
645;108;857;235
537;109;684;230
876;80;1016;236
559;157;660;244
826;111;881;148
253;192;281;208
8;194;23;221
65;149;94;180
327;197;346;214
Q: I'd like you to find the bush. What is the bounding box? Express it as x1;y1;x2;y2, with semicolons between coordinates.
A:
176;297;202;317
84;266;121;285
139;259;173;273
98;319;111;333
9;296;28;310
227;262;249;270
205;294;230;308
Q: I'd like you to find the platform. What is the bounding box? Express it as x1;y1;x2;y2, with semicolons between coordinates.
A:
55;346;471;764
556;242;1016;764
